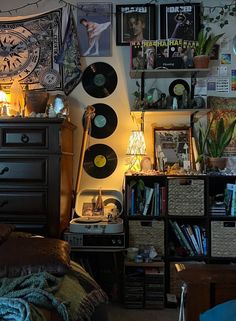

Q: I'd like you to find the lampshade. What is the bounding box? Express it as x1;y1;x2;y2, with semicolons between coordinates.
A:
126;130;146;156
0;89;7;103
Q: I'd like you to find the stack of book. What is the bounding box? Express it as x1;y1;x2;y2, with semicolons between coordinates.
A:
169;220;207;256
144;267;165;309
126;182;167;217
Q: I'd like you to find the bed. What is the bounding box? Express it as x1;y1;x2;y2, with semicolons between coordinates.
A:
0;224;109;321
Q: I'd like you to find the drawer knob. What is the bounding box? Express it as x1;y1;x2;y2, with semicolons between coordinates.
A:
0;167;9;175
0;200;8;207
21;134;29;143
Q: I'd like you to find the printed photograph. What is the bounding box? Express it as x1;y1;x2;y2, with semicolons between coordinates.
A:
77;3;112;57
160;3;201;40
116;4;156;45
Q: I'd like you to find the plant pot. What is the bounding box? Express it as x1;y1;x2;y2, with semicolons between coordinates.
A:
193;55;209;68
207;157;227;170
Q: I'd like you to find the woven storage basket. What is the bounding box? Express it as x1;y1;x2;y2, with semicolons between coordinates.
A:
129;220;164;255
168;178;205;216
211;221;236;257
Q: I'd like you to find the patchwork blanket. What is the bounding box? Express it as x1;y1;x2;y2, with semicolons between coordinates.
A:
0;261;108;321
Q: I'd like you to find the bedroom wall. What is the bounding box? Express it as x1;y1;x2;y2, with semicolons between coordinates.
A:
1;0;235;209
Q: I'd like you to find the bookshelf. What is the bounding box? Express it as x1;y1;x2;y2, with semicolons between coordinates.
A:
124;173;236;304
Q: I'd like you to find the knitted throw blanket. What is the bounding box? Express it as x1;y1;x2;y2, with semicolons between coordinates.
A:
0;261;108;321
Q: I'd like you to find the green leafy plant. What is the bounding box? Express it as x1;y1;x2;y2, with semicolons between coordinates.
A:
197;117;236;160
195;30;224;56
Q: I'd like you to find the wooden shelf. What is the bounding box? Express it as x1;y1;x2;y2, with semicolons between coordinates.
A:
130;108;210;120
130;68;210;78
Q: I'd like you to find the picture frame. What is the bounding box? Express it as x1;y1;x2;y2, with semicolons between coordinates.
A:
77;3;112;57
116;4;156;46
154;127;193;171
160;3;201;41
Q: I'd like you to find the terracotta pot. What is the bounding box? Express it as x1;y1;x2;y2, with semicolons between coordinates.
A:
207;157;227;170
193;55;209;68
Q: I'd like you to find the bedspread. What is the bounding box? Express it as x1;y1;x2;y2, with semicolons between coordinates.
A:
0;261;108;321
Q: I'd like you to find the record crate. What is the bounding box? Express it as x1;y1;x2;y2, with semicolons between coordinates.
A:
168;177;205;216
211;221;236;257
128;220;164;256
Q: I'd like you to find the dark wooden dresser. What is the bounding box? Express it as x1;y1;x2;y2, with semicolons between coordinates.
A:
0;118;75;238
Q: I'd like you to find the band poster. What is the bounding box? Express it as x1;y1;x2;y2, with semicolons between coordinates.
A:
160;3;201;40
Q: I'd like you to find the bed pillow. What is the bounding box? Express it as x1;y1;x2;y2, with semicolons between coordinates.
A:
0;237;71;277
0;224;15;244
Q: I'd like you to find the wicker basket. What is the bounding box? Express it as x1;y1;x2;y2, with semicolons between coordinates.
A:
211;221;236;257
168;178;205;216
129;220;164;255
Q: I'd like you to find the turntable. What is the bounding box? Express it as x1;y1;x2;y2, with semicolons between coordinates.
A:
70;217;123;234
69;189;124;235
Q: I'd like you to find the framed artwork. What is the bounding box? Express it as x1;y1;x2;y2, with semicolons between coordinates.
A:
116;4;156;46
77;3;112;57
154;127;193;170
160;3;201;40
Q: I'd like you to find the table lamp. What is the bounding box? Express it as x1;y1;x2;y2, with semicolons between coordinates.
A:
126;130;146;171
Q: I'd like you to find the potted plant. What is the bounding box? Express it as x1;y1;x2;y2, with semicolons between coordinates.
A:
193;29;224;68
197;115;236;170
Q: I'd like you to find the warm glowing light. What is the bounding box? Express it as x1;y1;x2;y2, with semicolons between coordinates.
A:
126;130;146;156
0;90;7;103
126;130;146;172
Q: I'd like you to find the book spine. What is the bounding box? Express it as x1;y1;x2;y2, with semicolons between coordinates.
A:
201;226;207;255
186;224;201;255
180;224;198;255
143;187;154;216
193;225;204;255
169;220;188;252
154;183;160;216
160;186;167;216
173;221;194;256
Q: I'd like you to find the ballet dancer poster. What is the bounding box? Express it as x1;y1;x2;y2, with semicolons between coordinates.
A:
77;3;112;57
160;3;201;41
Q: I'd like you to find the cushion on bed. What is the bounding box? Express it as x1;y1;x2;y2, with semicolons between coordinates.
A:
0;238;71;277
0;224;15;244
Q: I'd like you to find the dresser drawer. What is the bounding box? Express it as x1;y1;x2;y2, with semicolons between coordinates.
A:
1;127;47;148
0;191;47;213
0;158;47;182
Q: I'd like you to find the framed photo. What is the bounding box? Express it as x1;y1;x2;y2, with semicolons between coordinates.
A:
77;3;112;57
154;127;193;170
116;4;156;46
160;3;201;40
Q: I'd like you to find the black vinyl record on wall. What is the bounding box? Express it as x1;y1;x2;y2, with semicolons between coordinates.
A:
82;62;118;98
83;103;118;139
83;144;118;179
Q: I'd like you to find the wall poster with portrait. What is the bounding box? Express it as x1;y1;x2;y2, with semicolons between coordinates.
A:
77;3;112;57
160;3;201;41
154;127;193;171
116;4;156;46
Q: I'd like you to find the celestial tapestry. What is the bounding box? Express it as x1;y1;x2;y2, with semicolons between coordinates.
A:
0;8;81;94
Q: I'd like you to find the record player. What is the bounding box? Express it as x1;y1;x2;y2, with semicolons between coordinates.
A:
66;189;124;249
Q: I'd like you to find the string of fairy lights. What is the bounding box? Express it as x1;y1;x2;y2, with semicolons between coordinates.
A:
0;0;235;19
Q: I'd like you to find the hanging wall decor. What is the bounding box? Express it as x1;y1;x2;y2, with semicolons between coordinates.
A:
77;3;112;57
0;9;63;92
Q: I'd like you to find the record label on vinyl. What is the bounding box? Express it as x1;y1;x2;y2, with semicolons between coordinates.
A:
84;144;118;179
83;103;118;139
82;62;118;98
169;79;190;97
